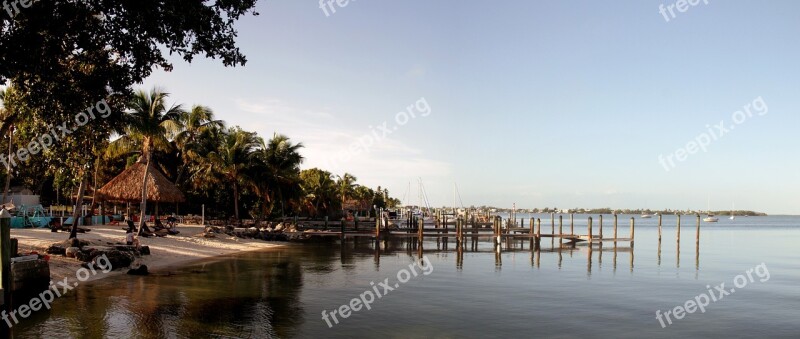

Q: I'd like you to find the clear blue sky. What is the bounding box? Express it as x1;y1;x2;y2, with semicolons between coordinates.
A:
137;0;800;214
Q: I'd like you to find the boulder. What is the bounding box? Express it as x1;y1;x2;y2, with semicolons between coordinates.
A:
46;245;67;256
101;250;134;270
65;247;81;258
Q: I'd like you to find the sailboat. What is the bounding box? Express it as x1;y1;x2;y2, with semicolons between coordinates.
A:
703;198;719;222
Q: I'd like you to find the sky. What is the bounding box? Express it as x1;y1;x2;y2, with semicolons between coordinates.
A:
129;1;800;214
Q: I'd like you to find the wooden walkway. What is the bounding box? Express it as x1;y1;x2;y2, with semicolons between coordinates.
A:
296;214;638;249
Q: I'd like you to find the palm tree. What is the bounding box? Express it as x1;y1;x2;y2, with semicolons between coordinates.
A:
252;134;304;218
336;173;357;215
299;168;337;217
174;105;225;187
109;88;183;232
196;126;259;222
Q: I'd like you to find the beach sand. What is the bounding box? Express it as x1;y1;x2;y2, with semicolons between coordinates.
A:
10;224;285;282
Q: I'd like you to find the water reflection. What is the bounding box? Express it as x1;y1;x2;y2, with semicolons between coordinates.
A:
9;230;702;338
10;250;309;338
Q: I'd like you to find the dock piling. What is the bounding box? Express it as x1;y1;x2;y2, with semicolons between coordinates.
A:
599;215;603;240
630;217;635;248
588;217;593;245
695;213;700;245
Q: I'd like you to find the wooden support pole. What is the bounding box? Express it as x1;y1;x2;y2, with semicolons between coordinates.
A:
550;212;555;235
529;218;534;235
418;215;424;239
536;218;541;236
677;214;682;243
588;216;593;244
613;214;618;240
558;215;563;235
658;213;662;240
599;215;604;240
696;213;701;245
570;213;574;235
630;217;635;248
375;214;381;239
340;218;346;238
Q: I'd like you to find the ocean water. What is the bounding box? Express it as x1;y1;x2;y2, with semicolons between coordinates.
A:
7;215;800;338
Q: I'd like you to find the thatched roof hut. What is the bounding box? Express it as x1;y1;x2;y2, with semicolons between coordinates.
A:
97;159;185;203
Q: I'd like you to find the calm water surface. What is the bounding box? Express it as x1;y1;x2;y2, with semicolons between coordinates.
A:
9;215;800;338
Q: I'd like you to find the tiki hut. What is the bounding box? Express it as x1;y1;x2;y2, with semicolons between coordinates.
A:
97;160;185;204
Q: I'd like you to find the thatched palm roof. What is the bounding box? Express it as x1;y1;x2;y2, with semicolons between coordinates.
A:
97;159;185;203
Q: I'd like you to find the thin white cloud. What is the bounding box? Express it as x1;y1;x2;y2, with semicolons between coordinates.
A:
232;97;452;182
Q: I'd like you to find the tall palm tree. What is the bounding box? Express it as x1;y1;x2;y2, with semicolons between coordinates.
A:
299;168;337;217
253;134;304;218
109;88;183;232
336;173;357;214
174;105;225;187
196;126;259;222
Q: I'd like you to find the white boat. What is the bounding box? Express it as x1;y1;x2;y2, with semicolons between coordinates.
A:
704;197;718;222
729;202;735;220
640;214;652;219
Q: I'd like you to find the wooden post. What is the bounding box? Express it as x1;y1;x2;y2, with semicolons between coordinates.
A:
340;218;345;238
696;213;701;245
599;215;603;240
418;215;424;239
536;218;541;236
558;215;563;235
588;217;593;244
677;214;682;243
529;218;534;235
1;209;11;307
570;213;574;235
324;216;329;230
201;204;205;225
629;217;635;248
375;214;381;239
613;214;618;240
658;213;662;240
550;212;555;235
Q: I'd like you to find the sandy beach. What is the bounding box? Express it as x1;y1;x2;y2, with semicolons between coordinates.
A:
10;224;285;282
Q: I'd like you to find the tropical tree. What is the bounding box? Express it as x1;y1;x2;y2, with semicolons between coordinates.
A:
108;88;183;233
253;134;304;218
174;105;225;187
299;168;337;217
335;173;357;212
195;126;259;222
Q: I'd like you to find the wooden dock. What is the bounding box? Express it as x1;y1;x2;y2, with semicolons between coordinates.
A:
295;213;646;250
